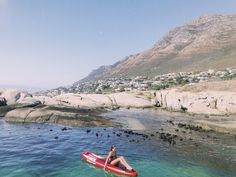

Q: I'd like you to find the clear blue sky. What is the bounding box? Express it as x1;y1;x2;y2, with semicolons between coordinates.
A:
1;0;236;90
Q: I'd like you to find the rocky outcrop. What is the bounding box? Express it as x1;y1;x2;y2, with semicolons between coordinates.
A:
111;92;152;108
35;92;154;109
155;89;236;115
0;89;41;106
4;105;113;127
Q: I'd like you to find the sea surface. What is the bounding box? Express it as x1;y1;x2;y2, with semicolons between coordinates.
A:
0;110;236;177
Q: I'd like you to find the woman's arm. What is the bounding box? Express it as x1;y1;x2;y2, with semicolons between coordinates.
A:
104;152;111;170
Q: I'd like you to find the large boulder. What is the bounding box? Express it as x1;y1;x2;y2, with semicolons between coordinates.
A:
0;89;41;105
109;92;153;108
155;89;236;115
34;92;154;109
4;106;113;127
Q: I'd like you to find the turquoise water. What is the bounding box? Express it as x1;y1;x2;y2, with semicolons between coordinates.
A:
0;119;236;177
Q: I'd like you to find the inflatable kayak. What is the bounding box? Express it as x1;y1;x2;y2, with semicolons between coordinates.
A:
81;151;138;177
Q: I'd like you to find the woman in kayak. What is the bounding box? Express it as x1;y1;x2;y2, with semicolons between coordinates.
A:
104;145;133;171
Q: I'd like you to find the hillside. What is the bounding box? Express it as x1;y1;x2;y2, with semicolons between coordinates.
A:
79;14;236;83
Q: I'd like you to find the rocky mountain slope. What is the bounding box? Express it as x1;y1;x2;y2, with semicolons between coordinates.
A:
79;14;236;83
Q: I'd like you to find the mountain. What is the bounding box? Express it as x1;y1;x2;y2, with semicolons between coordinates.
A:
79;14;236;83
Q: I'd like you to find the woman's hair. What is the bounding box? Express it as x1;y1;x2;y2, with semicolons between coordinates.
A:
110;145;116;151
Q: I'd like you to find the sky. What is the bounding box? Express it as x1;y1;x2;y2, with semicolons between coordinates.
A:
0;0;236;90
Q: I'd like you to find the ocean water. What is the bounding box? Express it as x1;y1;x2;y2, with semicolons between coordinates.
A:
0;116;236;177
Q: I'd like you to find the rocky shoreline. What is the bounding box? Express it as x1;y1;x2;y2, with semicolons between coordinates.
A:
1;80;236;134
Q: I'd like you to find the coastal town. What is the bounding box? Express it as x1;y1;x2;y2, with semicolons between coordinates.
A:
38;66;236;96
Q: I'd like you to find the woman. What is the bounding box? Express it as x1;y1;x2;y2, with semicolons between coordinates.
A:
104;145;133;171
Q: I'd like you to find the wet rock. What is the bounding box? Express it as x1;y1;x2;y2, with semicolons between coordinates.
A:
175;129;179;132
167;120;175;125
86;129;91;133
178;123;204;132
54;136;59;139
172;135;178;139
61;127;68;131
178;123;187;128
50;129;53;131
142;134;149;139
116;133;121;137
181;105;188;112
4;105;113;127
107;135;110;138
0;97;7;106
129;139;135;143
96;133;99;137
124;130;134;134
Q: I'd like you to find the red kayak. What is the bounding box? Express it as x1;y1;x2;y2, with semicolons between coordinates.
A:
81;151;138;177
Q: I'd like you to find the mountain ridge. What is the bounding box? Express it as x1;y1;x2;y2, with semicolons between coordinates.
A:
78;14;236;84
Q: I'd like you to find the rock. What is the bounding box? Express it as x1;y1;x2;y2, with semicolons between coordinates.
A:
61;127;68;131
4;107;35;122
0;89;41;106
110;92;153;108
167;120;175;125
155;83;236;115
0;97;7;106
34;92;153;109
4;105;113;127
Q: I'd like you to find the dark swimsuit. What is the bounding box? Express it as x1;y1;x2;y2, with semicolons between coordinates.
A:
109;151;117;163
